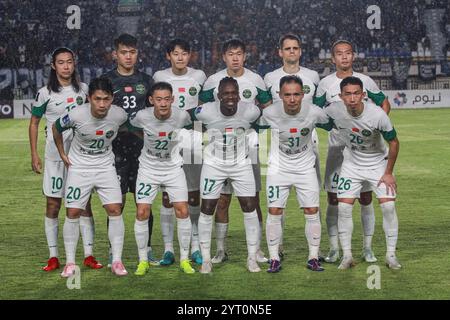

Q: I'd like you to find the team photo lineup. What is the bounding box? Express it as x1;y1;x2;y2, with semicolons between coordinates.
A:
29;32;401;278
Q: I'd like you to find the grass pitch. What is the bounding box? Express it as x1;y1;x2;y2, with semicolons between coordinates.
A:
0;108;449;300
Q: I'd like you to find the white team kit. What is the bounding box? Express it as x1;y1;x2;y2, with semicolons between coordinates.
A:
153;67;206;191
54;104;127;209
259;101;332;208
193;101;261;200
324;101;397;199
32;84;88;197
129;107;192;204
314;71;387;192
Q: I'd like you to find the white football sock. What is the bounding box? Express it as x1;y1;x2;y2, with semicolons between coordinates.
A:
338;202;354;257
45;217;59;258
108;215;125;263
326;204;339;251
380;201;399;255
257;220;263;251
305;212;321;260
198;213;213;262
160;206;175;253
361;203;375;250
134;219;149;262
63;217;80;264
243;210;259;258
177;217;192;261
189;205;200;253
79;216;94;257
215;222;228;253
266;213;282;260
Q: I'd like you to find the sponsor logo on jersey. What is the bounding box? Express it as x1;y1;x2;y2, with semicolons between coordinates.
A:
301;128;310;136
62;114;70;125
242;89;252;99
96;130;104;136
159;132;166;137
136;84;146;95
124;86;133;93
303;85;311;94
352;127;360;133
76;96;84;105
56;101;64;106
362;129;372;137
178;87;186;93
106;130;114;138
67;97;74;103
290;128;298;133
189;87;197;96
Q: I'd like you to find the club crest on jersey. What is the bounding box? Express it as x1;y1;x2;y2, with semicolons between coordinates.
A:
136;84;146;95
106;130;115;139
235;127;245;135
302;85;311;94
76;96;84;105
189;87;197;96
168;131;177;140
242;89;252;99
301;128;310;136
362;129;372;137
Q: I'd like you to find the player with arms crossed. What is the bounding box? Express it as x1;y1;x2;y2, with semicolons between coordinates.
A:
102;34;157;265
259;76;332;273
29;47;100;272
152;39;206;266
194;77;263;273
314;40;391;264
324;77;400;270
53;77;129;277
199;39;271;264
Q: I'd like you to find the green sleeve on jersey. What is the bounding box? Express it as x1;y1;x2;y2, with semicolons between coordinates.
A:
31;99;50;117
367;90;386;106
381;128;397;141
313;94;327;108
315;118;334;131
55;118;68;133
199;88;215;103
256;87;272;105
126;120;142;132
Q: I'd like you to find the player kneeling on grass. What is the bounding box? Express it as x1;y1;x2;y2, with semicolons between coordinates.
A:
323;76;401;270
129;82;195;275
258;75;333;273
53;77;129;277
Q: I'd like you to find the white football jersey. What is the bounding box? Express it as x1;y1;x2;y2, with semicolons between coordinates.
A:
153;67;206;110
260;101;331;173
32;83;88;160
193;101;261;167
264;66;319;103
55;104;127;171
129;107;191;172
324;101;396;169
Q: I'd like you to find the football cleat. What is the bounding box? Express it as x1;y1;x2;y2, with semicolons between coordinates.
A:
324;249;340;263
83;256;103;269
256;249;269;263
60;263;77;278
180;259;195;274
200;261;212;274
43;257;60;272
247;256;261;273
211;250;228;264
267;259;282;273
147;248;160;266
385;255;402;270
338;256;356;270
159;251;175;266
111;261;128;276
362;248;378;263
307;258;325;272
191;250;203;265
134;261;150;276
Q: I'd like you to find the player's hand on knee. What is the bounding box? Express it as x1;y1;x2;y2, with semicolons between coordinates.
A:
378;173;397;196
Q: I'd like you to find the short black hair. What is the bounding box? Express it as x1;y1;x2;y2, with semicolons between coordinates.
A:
166;39;191;54
340;76;363;92
114;33;138;49
218;76;239;92
150;82;173;96
279;75;303;90
331;39;354;56
278;33;301;49
222;39;246;54
88;77;114;96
